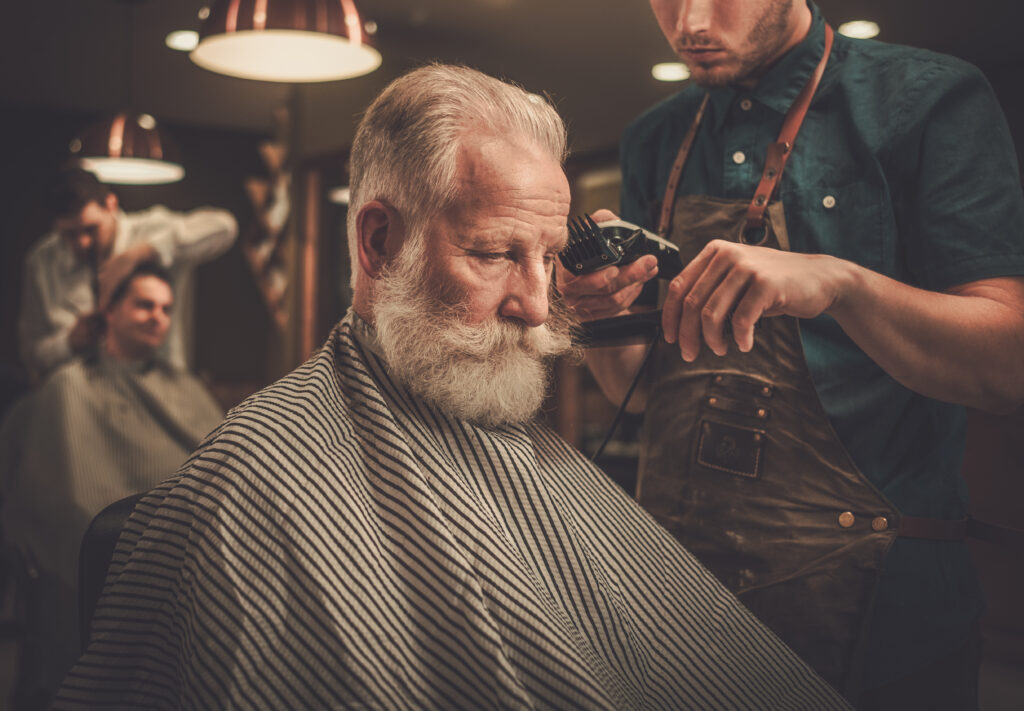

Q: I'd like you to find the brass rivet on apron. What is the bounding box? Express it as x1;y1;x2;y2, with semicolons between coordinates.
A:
753;433;762;442
871;516;889;532
757;408;767;418
714;375;723;383
838;511;855;528
708;397;718;405
761;386;771;396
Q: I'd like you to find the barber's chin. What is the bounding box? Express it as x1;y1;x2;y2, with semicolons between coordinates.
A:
687;59;745;88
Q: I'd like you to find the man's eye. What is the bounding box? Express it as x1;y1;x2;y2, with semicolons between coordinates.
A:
475;251;510;262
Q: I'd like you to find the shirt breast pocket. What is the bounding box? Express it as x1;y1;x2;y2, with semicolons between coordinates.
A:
786;180;894;273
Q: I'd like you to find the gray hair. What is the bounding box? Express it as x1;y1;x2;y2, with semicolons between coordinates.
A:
346;64;567;281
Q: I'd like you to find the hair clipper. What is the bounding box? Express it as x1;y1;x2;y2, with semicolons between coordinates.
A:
560;214;683;280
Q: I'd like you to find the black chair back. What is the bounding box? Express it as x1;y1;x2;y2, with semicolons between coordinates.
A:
78;492;144;649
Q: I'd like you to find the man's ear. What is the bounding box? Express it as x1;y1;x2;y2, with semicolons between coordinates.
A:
356;200;405;279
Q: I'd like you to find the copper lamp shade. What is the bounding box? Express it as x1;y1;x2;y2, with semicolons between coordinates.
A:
190;0;381;82
70;111;185;185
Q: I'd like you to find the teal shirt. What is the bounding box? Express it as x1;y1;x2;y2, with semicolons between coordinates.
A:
621;2;1024;689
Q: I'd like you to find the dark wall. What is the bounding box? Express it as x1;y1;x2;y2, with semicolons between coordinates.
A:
984;64;1024;173
0;105;275;404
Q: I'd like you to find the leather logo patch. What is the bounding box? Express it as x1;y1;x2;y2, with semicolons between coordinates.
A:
696;419;765;479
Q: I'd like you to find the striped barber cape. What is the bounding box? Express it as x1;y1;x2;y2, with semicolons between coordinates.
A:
55;312;848;710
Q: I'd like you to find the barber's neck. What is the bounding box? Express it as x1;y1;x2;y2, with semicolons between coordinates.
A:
733;3;813;89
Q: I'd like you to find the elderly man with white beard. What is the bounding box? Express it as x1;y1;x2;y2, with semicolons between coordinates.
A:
54;65;847;710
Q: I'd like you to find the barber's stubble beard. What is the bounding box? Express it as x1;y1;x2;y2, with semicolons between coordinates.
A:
684;0;792;88
372;235;580;428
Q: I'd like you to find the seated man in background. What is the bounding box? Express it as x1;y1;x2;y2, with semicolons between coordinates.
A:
55;65;847;710
18;165;237;381
1;261;224;710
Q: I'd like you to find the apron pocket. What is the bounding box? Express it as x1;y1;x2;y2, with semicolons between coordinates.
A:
705;394;771;421
695;419;766;479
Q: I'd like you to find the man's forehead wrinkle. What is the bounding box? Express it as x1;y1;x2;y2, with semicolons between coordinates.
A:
447;136;570;253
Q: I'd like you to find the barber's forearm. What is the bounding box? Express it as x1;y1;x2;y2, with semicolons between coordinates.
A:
584;344;651;412
26;328;73;377
175;210;238;264
827;265;1024;413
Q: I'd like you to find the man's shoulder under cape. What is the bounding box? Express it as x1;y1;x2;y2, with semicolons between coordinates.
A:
56;315;848;710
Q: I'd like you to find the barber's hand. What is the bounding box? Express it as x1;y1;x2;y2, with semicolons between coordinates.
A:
68;312;105;353
97;243;159;309
555;209;660;320
664;239;842;361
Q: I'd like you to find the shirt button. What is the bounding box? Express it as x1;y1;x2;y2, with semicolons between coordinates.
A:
822;194;837;209
739;98;753;111
732;151;746;165
872;516;889;532
838;511;855;528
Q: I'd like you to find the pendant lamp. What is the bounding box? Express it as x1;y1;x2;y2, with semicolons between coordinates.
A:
190;0;381;83
70;0;185;185
71;111;185;185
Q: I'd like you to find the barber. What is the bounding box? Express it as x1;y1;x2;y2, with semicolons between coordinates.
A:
18;166;237;380
558;0;1024;706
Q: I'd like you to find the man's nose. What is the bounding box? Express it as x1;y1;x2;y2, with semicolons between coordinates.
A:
500;260;550;328
678;0;712;35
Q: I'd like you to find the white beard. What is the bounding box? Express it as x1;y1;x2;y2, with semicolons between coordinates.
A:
371;235;577;428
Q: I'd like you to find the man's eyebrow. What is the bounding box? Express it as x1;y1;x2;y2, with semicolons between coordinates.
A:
457;230;568;252
455;233;516;251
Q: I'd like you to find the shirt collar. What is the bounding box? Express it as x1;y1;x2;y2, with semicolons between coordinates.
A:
110;209;130;255
706;1;827;122
96;348;162;374
347;308;386;360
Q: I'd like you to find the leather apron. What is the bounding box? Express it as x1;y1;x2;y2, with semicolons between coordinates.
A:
636;26;899;695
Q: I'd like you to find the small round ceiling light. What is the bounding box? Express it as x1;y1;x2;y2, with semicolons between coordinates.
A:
165;30;200;52
838;20;880;39
652;62;691;82
328;186;351;205
191;0;381;82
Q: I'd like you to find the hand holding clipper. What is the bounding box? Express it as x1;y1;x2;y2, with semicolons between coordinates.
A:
560;214;684;280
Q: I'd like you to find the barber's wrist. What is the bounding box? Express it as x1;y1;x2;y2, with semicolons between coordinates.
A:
823;257;867;319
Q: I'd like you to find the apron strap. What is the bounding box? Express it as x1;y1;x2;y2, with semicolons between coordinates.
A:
898;515;969;540
658;24;835;239
658;94;710;236
744;23;834;237
898;515;1024;549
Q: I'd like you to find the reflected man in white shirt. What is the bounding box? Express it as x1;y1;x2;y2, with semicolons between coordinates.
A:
18;166;238;380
